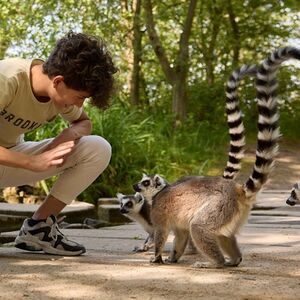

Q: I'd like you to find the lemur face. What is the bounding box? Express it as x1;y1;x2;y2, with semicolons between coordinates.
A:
132;173;168;200
286;183;300;206
117;193;144;215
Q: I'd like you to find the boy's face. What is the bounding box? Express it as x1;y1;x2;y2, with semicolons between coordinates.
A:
50;76;90;108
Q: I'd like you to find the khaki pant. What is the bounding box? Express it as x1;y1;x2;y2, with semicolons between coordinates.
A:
0;135;111;204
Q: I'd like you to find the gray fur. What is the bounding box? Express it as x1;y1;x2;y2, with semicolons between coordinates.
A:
117;192;154;252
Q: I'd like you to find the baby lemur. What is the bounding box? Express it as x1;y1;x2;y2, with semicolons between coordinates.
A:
286;183;300;206
133;56;281;268
117;192;155;252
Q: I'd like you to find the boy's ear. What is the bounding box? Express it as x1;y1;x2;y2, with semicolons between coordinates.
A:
154;174;162;187
52;75;64;87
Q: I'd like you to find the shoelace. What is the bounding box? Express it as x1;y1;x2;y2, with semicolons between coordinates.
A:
49;222;58;241
49;222;67;241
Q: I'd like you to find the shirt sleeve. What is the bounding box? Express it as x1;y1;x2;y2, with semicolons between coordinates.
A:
59;105;83;123
0;74;17;110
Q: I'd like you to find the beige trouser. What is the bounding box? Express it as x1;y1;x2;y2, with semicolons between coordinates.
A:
0;135;112;204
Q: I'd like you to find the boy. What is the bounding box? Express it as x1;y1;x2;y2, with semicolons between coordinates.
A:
0;31;117;256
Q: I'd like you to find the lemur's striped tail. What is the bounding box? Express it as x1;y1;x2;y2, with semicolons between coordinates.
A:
223;64;257;180
243;47;300;198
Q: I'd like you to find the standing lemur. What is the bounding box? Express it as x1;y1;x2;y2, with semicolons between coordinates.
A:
117;192;155;252
133;54;281;268
250;47;300;208
117;64;257;253
287;184;300;206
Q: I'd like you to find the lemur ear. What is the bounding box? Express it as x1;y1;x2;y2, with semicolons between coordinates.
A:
154;175;162;187
116;193;124;202
135;192;144;202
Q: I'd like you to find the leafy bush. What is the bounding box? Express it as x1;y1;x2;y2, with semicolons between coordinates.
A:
79;102;229;203
24;66;300;204
26;100;231;203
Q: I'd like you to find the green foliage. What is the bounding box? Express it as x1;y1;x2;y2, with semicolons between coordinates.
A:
3;0;300;203
24;100;228;203
66;102;228;203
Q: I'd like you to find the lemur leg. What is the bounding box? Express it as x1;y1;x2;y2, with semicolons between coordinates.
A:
150;228;169;264
133;233;154;252
217;235;242;267
144;233;154;250
185;237;198;254
190;222;225;268
166;229;189;263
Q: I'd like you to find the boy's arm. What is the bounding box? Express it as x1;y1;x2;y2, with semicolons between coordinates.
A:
44;110;92;150
0;141;75;171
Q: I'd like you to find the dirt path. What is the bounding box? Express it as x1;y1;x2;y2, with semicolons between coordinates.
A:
0;141;299;300
235;141;300;190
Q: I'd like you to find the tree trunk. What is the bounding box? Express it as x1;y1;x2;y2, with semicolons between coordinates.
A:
226;0;240;67
143;0;197;122
197;0;223;86
172;78;187;121
130;0;143;106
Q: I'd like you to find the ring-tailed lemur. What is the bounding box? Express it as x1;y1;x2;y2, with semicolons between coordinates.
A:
118;177;198;253
133;60;280;268
251;47;300;206
117;192;155;252
240;47;300;207
287;183;300;206
223;64;257;180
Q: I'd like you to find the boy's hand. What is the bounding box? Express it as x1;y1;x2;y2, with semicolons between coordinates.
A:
28;141;75;172
43;128;78;167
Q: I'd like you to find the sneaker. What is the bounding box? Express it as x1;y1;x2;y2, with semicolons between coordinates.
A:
15;215;86;256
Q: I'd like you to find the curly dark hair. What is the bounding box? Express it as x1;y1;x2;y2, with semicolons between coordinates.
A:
43;31;118;109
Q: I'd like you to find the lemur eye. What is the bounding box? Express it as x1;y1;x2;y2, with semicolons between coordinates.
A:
142;180;150;186
126;202;133;208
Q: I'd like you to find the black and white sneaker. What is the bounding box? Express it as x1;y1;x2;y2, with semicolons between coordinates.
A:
15;215;86;256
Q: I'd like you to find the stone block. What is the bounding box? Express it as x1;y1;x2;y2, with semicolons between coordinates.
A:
98;204;131;224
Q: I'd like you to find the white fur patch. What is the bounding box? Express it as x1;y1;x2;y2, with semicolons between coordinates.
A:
230;138;246;147
227;111;242;123
226;92;237;100
219;204;251;237
229;123;244;135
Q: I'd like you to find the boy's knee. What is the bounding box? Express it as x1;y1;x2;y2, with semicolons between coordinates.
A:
79;135;112;166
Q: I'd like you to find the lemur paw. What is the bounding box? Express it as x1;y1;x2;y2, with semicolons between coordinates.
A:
164;257;178;264
133;246;148;253
150;256;164;264
192;261;224;269
224;257;242;267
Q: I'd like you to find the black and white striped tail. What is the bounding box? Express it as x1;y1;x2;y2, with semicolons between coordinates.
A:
243;47;300;197
223;64;257;180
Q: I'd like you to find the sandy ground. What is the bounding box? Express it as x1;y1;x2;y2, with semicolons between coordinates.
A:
0;217;300;300
0;143;300;300
236;143;300;190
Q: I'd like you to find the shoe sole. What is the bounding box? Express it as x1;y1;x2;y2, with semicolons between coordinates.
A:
15;242;42;252
15;235;86;256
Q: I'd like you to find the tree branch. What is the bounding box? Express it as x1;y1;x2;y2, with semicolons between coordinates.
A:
143;0;175;83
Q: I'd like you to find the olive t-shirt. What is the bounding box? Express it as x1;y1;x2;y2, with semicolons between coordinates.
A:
0;58;82;148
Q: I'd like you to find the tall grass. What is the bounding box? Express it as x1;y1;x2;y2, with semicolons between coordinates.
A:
26;88;300;203
27;96;300;204
81;102;229;202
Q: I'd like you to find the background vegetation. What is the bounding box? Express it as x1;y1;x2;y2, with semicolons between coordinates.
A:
1;0;300;203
